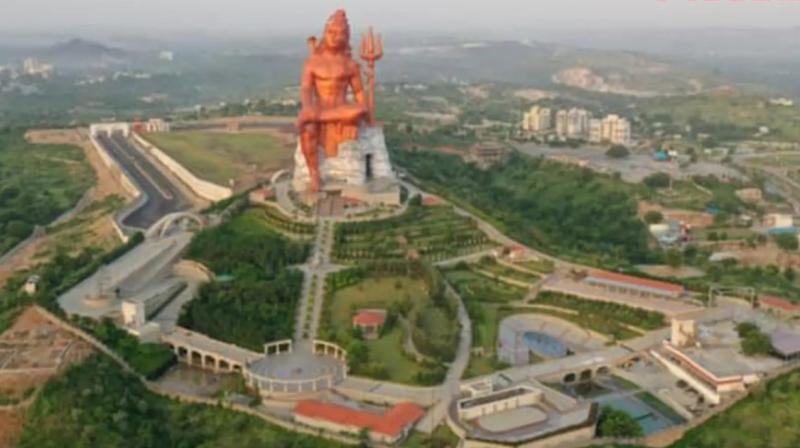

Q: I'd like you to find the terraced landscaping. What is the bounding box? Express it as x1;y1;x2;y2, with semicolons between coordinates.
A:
474;257;541;285
250;205;316;237
332;203;493;263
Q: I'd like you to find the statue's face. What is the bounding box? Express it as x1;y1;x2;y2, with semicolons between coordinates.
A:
323;22;348;51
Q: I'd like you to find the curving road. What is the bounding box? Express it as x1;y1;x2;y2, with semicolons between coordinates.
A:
96;132;191;229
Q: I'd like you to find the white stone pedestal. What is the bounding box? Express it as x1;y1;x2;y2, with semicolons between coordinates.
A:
291;126;400;205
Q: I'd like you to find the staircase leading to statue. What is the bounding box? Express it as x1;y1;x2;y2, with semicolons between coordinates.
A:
293;220;336;345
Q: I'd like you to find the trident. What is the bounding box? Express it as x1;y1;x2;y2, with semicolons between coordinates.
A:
360;27;383;125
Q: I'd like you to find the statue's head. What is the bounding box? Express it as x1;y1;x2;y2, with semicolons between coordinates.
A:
321;9;350;54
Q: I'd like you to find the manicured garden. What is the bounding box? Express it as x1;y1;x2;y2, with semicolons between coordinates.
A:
318;262;459;385
474;256;541;285
144;131;291;186
251;205;316;236
332;200;493;263
533;291;666;331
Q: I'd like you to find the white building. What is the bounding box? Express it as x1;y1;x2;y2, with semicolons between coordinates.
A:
764;213;794;230
22;58;53;78
145;118;171;133
555;110;569;137
589;114;631;145
566;108;591;139
522;106;552;132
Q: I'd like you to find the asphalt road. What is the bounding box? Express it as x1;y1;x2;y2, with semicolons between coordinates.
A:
97;132;191;229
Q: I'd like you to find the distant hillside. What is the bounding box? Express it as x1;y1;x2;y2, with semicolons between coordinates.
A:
44;38;126;59
37;38;128;70
378;40;716;96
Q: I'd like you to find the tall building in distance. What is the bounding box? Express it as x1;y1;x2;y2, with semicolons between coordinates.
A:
555;110;569;137
22;58;53;78
566;108;591;138
589;114;631;145
521;106;552;132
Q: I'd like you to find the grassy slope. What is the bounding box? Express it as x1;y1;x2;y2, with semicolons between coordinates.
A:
0;131;94;254
18;354;344;448
145;131;291;185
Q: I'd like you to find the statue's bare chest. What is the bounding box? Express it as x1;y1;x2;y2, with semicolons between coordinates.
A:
311;58;353;82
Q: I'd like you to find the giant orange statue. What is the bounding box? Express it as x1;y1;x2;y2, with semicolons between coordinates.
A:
297;9;380;192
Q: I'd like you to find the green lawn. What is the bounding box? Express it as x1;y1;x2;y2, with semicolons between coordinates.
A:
364;327;429;384
328;276;427;327
325;275;448;384
144;131;292;186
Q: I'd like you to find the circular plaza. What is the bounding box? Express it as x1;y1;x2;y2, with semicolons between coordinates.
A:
243;340;348;398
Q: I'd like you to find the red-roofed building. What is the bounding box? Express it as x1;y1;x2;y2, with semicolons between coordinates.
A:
422;195;443;206
759;295;800;318
352;309;387;339
584;270;685;300
294;400;424;444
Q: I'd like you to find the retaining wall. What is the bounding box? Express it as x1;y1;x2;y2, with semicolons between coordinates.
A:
133;133;232;202
89;133;146;241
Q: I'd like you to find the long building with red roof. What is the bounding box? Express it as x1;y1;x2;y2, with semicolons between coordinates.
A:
294;400;424;444
584;270;685;300
759;295;800;318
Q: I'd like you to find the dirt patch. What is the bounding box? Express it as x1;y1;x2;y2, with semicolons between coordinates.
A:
0;308;94;445
513;88;555;102
0;129;131;287
0;409;26;448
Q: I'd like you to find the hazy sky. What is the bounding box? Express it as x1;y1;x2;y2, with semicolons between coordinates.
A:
4;0;800;35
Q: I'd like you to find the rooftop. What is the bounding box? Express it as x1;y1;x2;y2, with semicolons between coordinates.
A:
760;295;800;313
352;310;386;327
587;270;685;295
770;329;800;357
294;400;424;438
665;344;755;380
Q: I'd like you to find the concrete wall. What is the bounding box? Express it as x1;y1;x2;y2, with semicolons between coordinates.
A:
89;132;145;242
650;349;721;405
133;133;232;202
458;388;542;420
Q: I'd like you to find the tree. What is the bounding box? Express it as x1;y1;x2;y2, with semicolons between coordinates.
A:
644;211;664;224
606;145;630;159
665;249;683;269
597;406;644;438
774;233;799;251
643;172;671;189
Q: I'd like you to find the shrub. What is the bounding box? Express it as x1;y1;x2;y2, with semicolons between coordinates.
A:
644;211;664;224
606;145;630;159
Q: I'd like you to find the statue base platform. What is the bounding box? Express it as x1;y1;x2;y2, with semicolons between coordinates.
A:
291;126;400;207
